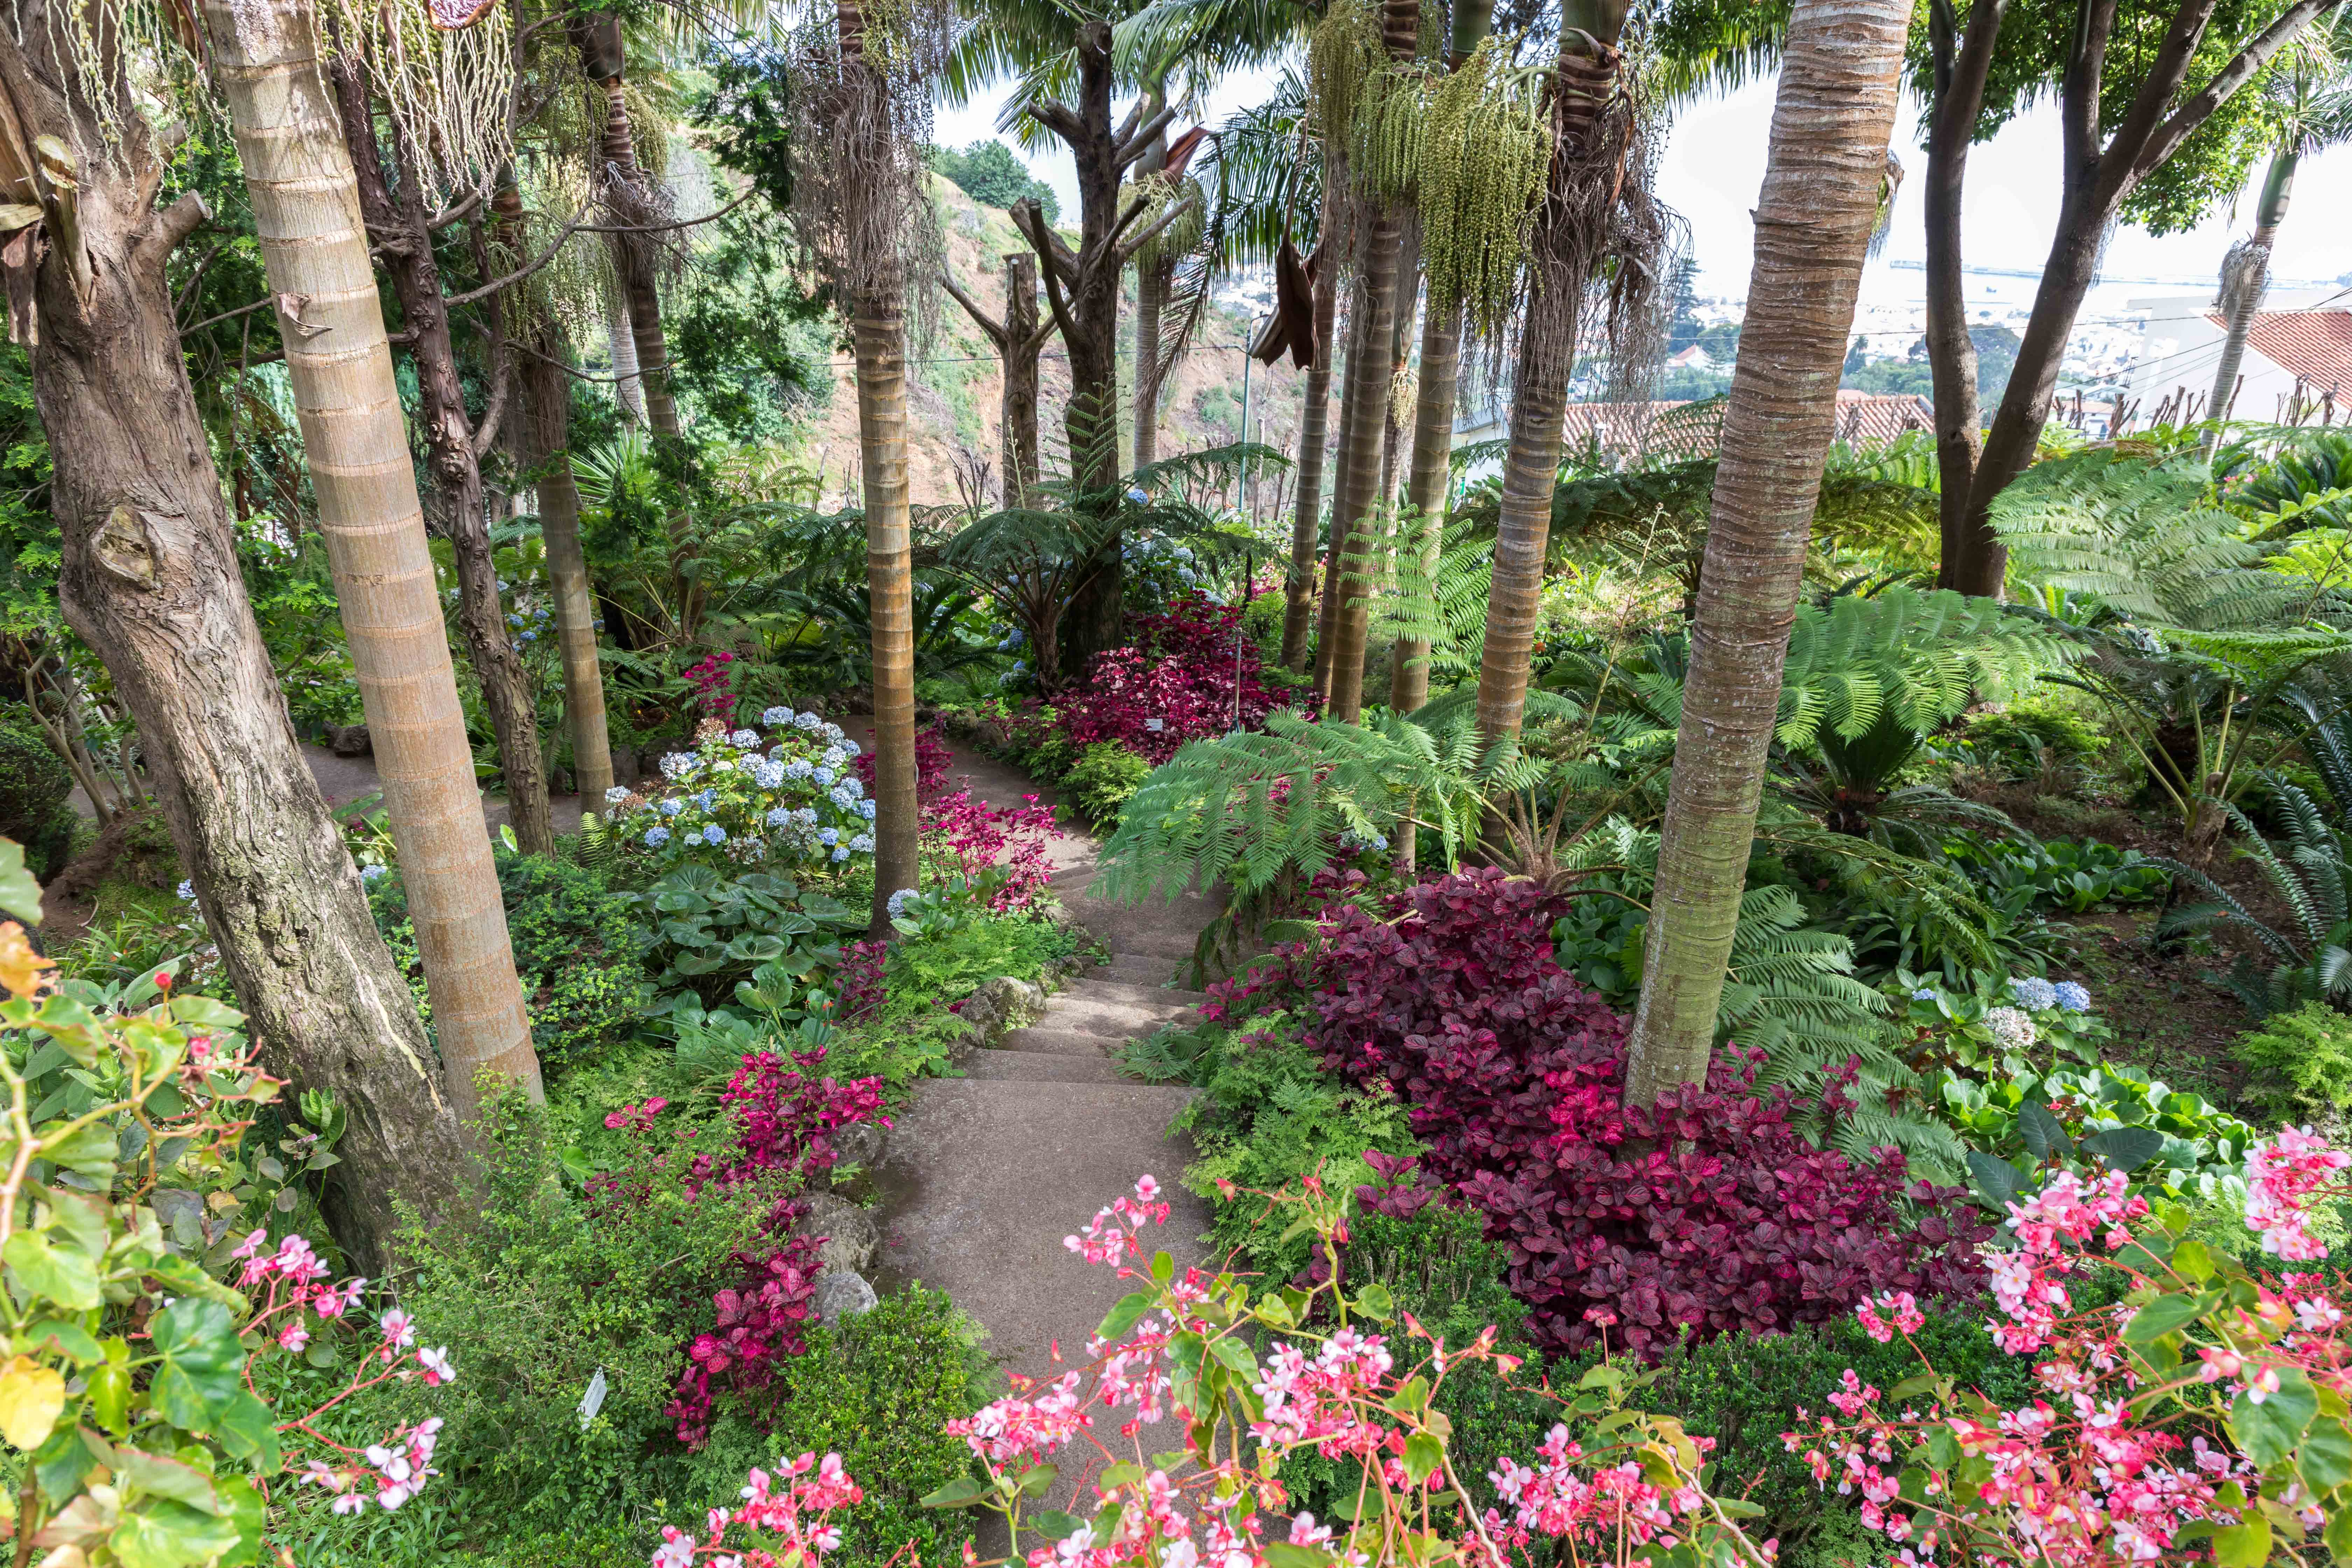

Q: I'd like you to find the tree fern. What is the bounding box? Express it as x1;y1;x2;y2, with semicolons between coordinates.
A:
1369;513;1493;692
1775;587;2071;748
1991;446;2299;630
2156;781;2352;1016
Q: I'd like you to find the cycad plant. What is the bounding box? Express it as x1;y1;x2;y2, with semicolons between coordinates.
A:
2158;781;2352;1016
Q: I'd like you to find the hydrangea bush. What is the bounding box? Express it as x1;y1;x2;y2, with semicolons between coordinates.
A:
606;712;877;876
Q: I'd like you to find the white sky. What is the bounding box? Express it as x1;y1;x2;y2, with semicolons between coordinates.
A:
934;66;2352;321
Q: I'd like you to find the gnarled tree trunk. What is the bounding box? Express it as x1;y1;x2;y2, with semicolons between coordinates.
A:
202;0;543;1122
1923;0;2003;587
4;14;468;1272
1620;0;1908;1105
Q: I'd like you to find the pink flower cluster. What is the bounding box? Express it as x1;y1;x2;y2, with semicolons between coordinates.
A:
1855;1290;1927;1345
924;788;1057;912
948;1370;1093;1465
1784;1132;2352;1566
301;1418;445;1514
1065;1175;1173;1268
1485;1423;1706;1554
651;1450;864;1568
1252;1329;1396;1456
2245;1127;2350;1261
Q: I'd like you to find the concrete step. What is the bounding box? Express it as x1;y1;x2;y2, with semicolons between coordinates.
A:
1034;996;1197;1040
994;1022;1124;1058
1094;953;1196;987
964;1050;1136;1085
1062;977;1210;1010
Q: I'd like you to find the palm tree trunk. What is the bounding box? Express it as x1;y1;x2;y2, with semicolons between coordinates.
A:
1312;293;1369;701
2205;145;2296;454
1392;298;1460;720
1004;254;1046;505
1472;0;1630;751
1620;0;1909;1105
1279;245;1339;672
1323;212;1407;722
7;14;469;1271
330;64;555;857
609;293;645;421
202;0;543;1122
835;0;920;931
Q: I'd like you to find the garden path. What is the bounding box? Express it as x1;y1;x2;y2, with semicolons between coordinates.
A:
850;724;1221;1522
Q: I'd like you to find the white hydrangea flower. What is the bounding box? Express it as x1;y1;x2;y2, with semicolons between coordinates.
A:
1984;1007;2037;1052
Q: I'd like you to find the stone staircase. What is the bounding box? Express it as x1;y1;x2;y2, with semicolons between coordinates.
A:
964;952;1210;1084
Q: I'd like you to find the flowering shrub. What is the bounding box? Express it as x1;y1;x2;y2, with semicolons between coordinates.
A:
1215;868;1990;1356
1787;1133;2352;1566
607;710;876;875
685;651;741;725
0;918;454;1563
656;1174;1782;1568
923;786;1057;911
1058;591;1289;765
856;721;954;803
1895;969;2111;1076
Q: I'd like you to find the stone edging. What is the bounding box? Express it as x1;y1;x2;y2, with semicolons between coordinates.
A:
933;905;1097;1070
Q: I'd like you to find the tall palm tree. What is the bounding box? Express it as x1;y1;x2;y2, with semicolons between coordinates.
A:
2205;12;2352;450
1620;0;1911;1106
201;0;544;1122
790;0;928;927
1390;0;1497;721
1;0;469;1269
1470;0;1637;751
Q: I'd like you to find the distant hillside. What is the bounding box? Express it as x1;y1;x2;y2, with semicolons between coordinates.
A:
803;175;1308;513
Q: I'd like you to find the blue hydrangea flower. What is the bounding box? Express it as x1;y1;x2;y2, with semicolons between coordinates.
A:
603;785;631;805
819;828;840;847
694;789;716;810
792;807;818;828
644;826;671;848
831;846;850;863
785;758;813;780
2054;981;2092;1014
177;880;197;903
2010;976;2058;1010
858;800;876;820
1177;567;1197;584
359;865;386;883
730;728;760;749
821;747;847;770
794;711;824;731
839;738;862;757
659;752;696;780
813;767;834;788
1174;546;1192;562
766;806;795;827
819;722;846;743
763;706;794;727
752;760;785;790
518;631;536;643
1910;987;1938;1001
701;824;727;845
849;833;875;853
660;798;685;817
886;887;918;918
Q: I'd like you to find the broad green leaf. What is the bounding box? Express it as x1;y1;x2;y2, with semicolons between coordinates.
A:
2213;1516;2272;1568
2304;1416;2352;1494
2121;1293;2208;1344
1017;1462;1058;1498
167;995;244;1030
1030;1511;1086;1541
117;1446;222;1510
2233;1372;2321;1469
110;1498;241;1568
2081;1125;2166;1172
4;1232;100;1311
1966;1151;2023;1211
1351;1282;1395;1323
19;1320;102;1366
148;1298;244;1433
1400;1432;1443;1484
1209;1337;1257;1377
1263;1545;1331;1568
214;1393;280;1472
2018;1100;2073;1162
0;839;40;923
919;1477;989;1509
1097;1292;1154;1344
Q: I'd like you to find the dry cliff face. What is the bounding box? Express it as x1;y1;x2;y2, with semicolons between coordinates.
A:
805;175;1309;512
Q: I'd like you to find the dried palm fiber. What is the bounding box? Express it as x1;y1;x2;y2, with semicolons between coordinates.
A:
783;0;947;308
1419;34;1549;336
316;0;514;203
1130;169;1205;270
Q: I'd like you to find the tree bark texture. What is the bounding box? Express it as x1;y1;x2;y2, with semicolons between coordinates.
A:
1945;0;2336;595
2207;146;2295;438
1322;210;1406;722
1134;251;1170;471
1923;0;2002;587
1620;0;1908;1106
2;16;468;1271
941;252;1050;508
1312;293;1370;702
1278;245;1338;672
202;0;543;1124
1472;0;1632;752
332;63;553;858
1392;296;1461;720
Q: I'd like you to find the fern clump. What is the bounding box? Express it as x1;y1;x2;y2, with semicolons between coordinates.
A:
2232;1002;2352;1131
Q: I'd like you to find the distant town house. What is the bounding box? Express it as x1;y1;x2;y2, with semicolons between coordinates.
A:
2123;290;2350;430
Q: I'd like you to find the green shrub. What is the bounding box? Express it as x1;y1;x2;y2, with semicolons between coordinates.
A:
1960;699;2109;780
1064;741;1150;829
381;1092;788;1531
2233;1001;2352;1128
369;848;652;1067
0;710;77;876
882;909;1077;1016
682;1288;983;1568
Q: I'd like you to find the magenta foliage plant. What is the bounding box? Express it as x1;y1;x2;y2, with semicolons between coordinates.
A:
1217;868;1991;1357
1057;591;1289;765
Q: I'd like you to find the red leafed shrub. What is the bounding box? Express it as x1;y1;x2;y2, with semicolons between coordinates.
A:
856;721;954;803
1058;591;1287;765
1223;867;1990;1358
592;1049;889;1447
684;651;740;725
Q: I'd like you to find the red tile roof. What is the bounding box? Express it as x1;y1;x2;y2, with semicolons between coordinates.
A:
2202;309;2352;394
